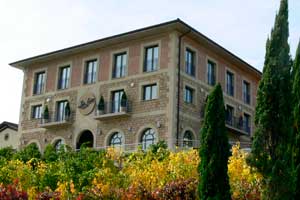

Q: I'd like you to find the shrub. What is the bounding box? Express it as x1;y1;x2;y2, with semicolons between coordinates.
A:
0;146;15;160
14;143;41;163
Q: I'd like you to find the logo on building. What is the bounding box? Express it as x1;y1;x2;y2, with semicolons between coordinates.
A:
78;92;96;115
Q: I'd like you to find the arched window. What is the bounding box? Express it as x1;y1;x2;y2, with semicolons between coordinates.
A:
141;128;156;150
183;130;194;147
54;139;64;151
109;132;123;147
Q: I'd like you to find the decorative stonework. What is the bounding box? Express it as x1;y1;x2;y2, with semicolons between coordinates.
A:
78;92;96;116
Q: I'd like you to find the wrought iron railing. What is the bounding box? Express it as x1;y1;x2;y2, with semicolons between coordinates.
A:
225;116;251;134
40;113;72;124
95;100;131;115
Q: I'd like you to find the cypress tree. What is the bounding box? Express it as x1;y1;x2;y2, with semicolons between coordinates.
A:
198;83;231;200
293;40;300;198
247;0;293;199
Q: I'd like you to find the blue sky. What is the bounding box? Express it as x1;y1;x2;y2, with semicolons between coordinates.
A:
0;0;299;123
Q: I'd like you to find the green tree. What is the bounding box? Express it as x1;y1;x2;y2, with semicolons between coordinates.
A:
198;83;231;200
0;146;15;160
293;40;300;198
247;0;294;199
43;144;58;162
14;143;41;162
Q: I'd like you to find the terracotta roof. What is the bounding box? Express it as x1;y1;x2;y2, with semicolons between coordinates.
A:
0;121;18;132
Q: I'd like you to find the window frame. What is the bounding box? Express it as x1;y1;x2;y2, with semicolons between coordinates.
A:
33;71;46;95
243;112;251;134
226;70;235;97
185;48;196;77
111;89;125;113
144;45;159;72
183;130;194;148
112;52;127;79
207;60;216;86
83;59;97;85
184;86;194;104
31;104;43;119
109;132;123;147
141;128;156;150
57;65;71;90
56;100;68;122
143;83;158;101
243;80;251;105
225;104;235;126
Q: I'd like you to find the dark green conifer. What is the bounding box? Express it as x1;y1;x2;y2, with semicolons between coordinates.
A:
198;83;231;200
247;0;294;199
293;40;300;198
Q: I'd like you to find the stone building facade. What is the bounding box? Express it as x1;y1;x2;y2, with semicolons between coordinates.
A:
10;19;261;152
0;121;19;150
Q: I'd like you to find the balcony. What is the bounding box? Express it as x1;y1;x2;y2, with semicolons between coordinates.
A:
39;114;72;129
94;101;131;120
225;116;251;135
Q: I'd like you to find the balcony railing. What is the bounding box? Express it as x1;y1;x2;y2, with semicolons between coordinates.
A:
39;114;72;128
225;116;251;135
94;101;131;120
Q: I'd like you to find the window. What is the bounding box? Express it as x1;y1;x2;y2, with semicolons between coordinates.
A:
113;52;127;78
58;66;70;90
184;86;194;104
33;71;45;95
4;134;9;141
207;60;216;86
84;59;97;84
225;105;234;126
185;49;195;76
109;132;123;147
32;105;42;119
143;84;158;100
226;71;234;96
183;131;194;148
141;128;156;150
111;90;124;113
54;139;64;151
56;100;68;121
243;81;251;104
244;113;251;134
144;45;159;72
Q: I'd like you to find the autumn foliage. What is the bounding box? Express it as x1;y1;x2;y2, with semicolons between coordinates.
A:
0;143;262;199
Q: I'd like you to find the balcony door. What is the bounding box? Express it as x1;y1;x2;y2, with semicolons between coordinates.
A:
112;90;124;113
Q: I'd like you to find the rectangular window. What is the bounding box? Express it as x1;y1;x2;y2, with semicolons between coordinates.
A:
84;59;97;84
225;105;234;126
31;105;42;119
111;90;124;113
244;113;251;134
113;52;127;78
56;100;68;121
144;45;159;72
58;66;70;90
243;80;251;104
207;60;216;86
33;71;45;95
184;86;194;104
226;71;234;96
143;84;158;100
185;49;195;76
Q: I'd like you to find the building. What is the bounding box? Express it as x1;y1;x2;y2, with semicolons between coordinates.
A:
10;19;261;152
0;121;19;150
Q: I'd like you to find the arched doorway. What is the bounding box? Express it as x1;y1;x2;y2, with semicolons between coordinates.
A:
76;130;94;149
